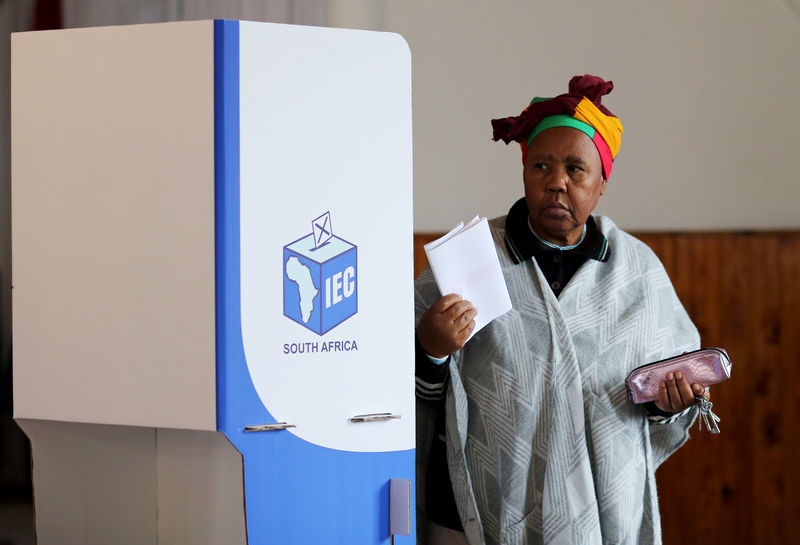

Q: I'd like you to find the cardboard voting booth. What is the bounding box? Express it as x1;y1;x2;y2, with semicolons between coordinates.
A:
12;20;414;544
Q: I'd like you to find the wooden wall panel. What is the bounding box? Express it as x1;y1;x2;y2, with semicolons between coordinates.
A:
413;231;800;545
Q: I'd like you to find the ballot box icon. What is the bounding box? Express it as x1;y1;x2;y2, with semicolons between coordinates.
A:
283;215;358;335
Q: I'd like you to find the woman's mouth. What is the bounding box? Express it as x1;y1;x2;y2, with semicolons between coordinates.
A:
544;202;569;212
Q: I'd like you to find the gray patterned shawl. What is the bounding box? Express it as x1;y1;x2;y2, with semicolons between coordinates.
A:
415;215;700;545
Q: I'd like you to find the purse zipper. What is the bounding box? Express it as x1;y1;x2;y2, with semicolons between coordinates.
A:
625;347;730;380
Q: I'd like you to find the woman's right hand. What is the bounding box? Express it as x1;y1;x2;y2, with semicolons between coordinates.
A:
417;294;478;359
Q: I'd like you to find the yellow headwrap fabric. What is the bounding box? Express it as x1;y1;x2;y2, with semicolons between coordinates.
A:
573;97;623;159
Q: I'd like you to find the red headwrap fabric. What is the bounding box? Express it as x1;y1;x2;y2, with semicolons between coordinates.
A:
491;75;624;178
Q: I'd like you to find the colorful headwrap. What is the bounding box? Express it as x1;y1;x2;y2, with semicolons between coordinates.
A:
491;74;624;179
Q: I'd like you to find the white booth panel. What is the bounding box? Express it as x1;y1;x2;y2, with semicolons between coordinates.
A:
155;429;247;545
18;420;246;545
18;419;158;545
12;21;217;430
238;22;414;452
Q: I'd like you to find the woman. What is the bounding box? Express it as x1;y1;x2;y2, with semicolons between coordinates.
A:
415;75;709;545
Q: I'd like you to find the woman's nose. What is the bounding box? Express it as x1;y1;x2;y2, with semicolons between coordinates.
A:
546;169;568;192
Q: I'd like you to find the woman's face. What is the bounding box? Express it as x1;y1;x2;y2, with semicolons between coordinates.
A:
523;126;607;246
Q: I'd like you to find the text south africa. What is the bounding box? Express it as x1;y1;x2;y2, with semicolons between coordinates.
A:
283;340;359;354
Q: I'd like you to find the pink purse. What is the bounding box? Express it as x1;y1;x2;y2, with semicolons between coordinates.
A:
625;348;732;433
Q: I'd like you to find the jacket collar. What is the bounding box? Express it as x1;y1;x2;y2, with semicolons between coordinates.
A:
503;197;610;265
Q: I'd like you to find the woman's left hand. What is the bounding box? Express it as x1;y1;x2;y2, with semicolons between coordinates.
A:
654;372;710;413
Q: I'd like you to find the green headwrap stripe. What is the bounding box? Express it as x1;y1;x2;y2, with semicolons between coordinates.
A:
525;114;596;147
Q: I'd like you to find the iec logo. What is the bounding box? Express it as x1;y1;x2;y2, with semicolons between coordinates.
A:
283;212;358;335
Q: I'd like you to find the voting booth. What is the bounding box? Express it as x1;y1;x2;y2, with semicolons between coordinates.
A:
12;20;414;544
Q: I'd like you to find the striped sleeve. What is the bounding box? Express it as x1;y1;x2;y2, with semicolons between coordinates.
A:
415;333;451;401
645;402;692;425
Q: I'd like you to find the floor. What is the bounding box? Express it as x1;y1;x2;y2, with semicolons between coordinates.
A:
0;413;35;545
0;500;35;545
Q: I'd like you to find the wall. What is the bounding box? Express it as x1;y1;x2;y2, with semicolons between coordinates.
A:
0;0;34;498
331;0;800;232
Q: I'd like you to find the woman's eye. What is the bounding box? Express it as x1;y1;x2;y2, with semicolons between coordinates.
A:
534;163;548;170
567;165;584;173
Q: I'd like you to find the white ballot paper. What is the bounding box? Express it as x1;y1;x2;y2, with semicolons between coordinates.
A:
424;216;513;338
